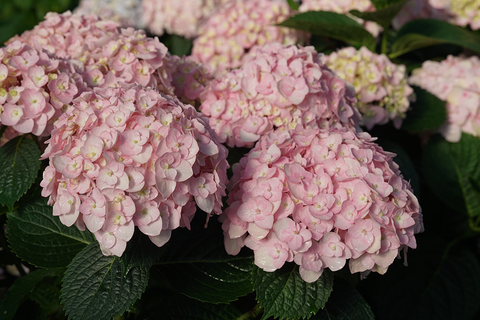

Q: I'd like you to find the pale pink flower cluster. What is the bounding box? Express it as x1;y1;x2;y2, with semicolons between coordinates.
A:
168;55;214;107
7;11;174;95
142;0;230;39
191;0;304;75
0;41;82;137
409;55;480;142
430;0;480;30
324;47;413;130
221;125;423;282
392;0;449;30
393;0;480;30
200;43;360;148
74;0;146;28
298;0;382;37
40;84;228;256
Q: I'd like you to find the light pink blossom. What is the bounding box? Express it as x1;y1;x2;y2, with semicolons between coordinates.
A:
221;125;423;282
200;43;360;148
41;84;228;256
191;0;307;75
409;55;480;142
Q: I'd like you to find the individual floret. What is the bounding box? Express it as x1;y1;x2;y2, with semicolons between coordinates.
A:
40;84;229;256
221;125;423;282
200;43;360;148
0;41;83;137
324;47;413;130
7;11;174;96
298;0;382;37
409;55;480;142
142;0;230;39
191;0;305;75
74;0;145;28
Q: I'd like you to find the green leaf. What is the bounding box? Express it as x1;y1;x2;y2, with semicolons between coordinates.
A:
6;198;95;268
423;133;480;219
0;268;62;320
61;242;149;320
253;265;334;320
401;86;447;132
287;0;300;11
277;11;376;51
313;278;374;320
390;19;480;59
143;291;242;320
371;0;404;9
366;237;480;320
156;217;254;304
13;0;34;10
120;231;166;272
30;280;63;315
458;175;480;220
350;0;406;28
162;34;193;57
0;135;41;211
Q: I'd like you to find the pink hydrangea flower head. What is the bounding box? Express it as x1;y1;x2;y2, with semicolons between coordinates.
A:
0;41;84;137
191;0;307;75
324;46;413;130
200;43;361;148
7;11;175;96
409;55;480;142
74;0;145;28
299;0;382;37
142;0;230;38
392;0;449;29
221;124;423;282
41;84;229;257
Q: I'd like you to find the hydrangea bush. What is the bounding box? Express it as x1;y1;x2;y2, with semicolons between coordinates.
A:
1;1;480;320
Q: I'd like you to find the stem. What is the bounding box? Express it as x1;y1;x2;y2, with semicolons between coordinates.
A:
381;30;388;55
236;304;263;320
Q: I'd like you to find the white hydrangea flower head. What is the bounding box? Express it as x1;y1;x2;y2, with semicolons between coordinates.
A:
74;0;145;28
324;47;413;130
142;0;231;38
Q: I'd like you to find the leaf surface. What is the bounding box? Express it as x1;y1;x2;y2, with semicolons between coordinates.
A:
0;136;41;210
253;265;333;320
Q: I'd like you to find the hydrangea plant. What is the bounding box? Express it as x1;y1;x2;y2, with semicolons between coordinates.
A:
0;1;480;320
